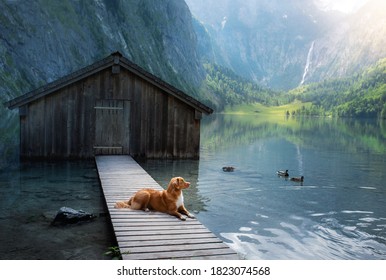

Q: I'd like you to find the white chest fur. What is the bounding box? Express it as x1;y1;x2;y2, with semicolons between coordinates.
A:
176;192;184;208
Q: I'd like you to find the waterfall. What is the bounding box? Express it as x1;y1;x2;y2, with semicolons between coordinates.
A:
300;40;315;86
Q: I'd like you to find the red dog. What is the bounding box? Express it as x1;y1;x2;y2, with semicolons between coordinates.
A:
115;177;195;221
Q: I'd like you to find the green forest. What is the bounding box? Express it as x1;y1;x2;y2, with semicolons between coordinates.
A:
204;58;386;119
291;58;386;118
202;63;291;110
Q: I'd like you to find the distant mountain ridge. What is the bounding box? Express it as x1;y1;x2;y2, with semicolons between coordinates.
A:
186;0;386;90
1;0;385;114
307;0;386;84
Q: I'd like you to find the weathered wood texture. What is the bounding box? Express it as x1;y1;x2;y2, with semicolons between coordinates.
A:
95;155;239;260
14;53;209;159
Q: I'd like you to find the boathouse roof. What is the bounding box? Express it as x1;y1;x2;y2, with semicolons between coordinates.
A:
4;51;213;115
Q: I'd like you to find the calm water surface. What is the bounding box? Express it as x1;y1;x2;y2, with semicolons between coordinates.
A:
1;113;386;259
0;160;116;259
140;114;386;259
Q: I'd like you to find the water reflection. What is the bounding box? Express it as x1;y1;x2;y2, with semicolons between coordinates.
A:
202;114;386;155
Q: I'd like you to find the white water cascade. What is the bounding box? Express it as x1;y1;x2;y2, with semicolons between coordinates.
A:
300;40;315;86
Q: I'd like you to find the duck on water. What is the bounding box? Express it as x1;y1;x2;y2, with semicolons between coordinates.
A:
277;170;289;177
290;176;304;182
222;166;235;172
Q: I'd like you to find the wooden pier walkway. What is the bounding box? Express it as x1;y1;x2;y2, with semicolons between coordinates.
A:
95;155;239;260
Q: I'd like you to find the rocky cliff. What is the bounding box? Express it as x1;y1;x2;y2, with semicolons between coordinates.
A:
0;0;204;106
186;0;337;89
306;0;386;84
186;0;386;90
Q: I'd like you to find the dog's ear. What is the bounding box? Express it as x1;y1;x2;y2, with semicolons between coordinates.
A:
168;177;178;190
174;177;181;190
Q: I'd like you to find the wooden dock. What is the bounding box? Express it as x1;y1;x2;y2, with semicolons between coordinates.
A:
95;155;239;260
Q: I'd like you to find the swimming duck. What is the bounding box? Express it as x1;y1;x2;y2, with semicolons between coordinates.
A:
222;166;235;172
290;176;304;182
277;170;289;177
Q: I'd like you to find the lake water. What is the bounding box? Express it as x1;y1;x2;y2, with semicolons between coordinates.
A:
139;114;386;260
0;160;117;259
1;113;386;259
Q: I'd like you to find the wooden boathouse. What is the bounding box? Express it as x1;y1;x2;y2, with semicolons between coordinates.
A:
3;52;237;260
4;51;213;159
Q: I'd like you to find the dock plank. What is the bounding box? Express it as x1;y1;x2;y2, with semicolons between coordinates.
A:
95;155;239;260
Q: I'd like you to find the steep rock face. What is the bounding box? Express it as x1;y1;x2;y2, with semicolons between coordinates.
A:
186;0;386;89
186;0;337;90
0;0;204;104
306;0;386;83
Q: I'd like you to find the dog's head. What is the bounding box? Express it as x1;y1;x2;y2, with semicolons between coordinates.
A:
168;177;190;191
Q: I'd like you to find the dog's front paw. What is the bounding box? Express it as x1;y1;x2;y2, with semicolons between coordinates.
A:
187;213;195;219
180;216;187;221
115;201;129;208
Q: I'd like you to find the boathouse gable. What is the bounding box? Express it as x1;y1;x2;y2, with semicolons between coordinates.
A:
5;52;213;159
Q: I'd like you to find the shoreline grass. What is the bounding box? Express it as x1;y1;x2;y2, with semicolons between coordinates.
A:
220;102;313;128
223;101;312;116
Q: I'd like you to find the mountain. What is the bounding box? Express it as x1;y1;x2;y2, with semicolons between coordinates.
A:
186;0;386;90
202;62;286;109
291;57;386;118
1;0;385;115
306;0;386;84
0;0;204;107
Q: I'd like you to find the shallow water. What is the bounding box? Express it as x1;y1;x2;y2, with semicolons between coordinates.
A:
139;114;386;259
0;161;116;260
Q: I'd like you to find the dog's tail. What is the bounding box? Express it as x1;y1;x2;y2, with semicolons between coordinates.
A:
114;197;132;209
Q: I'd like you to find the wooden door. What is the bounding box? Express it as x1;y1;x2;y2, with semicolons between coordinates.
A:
94;99;130;155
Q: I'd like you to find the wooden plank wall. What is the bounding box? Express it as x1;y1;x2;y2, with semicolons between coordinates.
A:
20;67;201;159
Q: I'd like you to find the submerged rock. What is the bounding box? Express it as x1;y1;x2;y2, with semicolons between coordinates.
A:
51;207;96;226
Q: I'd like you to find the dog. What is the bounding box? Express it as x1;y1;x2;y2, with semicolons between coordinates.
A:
114;177;195;221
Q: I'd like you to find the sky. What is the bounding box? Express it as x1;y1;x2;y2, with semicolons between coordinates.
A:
315;0;369;13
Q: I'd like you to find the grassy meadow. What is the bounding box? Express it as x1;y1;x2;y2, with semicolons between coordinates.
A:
222;102;312;128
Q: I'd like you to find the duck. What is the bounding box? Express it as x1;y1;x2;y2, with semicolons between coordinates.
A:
277;169;289;177
222;166;235;172
290;176;304;182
